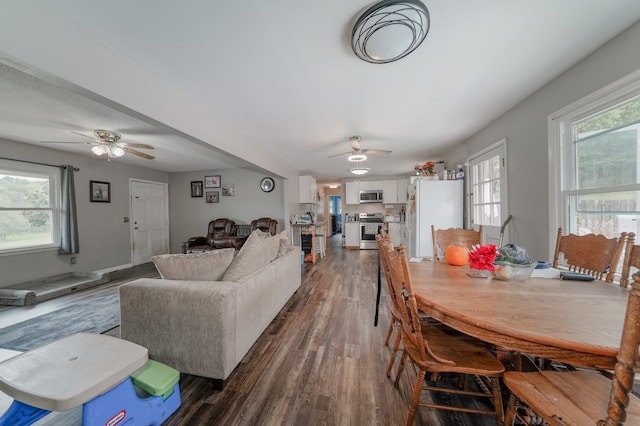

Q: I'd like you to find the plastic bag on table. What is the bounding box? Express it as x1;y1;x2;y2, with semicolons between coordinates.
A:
498;243;532;264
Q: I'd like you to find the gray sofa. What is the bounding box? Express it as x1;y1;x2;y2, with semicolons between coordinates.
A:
119;231;301;388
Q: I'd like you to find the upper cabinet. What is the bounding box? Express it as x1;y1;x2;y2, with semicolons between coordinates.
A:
299;175;317;204
396;179;408;203
346;178;408;204
383;179;408;204
382;180;397;204
360;180;383;190
345;181;360;205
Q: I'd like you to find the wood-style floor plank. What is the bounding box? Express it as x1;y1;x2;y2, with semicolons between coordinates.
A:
0;235;500;425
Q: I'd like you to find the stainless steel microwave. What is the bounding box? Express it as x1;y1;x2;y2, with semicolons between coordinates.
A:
359;190;383;203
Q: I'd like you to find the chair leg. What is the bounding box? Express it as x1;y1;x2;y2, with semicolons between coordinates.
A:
490;376;504;426
384;318;395;346
394;351;408;387
406;367;427;426
503;393;519;426
386;326;402;378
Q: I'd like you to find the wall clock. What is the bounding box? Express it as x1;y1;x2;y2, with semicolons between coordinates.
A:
260;177;275;193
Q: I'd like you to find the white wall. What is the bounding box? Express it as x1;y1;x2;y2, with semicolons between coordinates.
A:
460;20;640;260
0;139;168;286
168;169;286;253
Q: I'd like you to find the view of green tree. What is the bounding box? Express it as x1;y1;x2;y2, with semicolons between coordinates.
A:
578;97;640;133
574;97;640;191
0;174;51;241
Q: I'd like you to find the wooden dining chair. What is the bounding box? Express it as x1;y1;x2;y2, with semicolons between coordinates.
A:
552;227;627;283
431;225;483;261
387;243;504;425
377;231;403;378
620;232;639;288
502;279;640;426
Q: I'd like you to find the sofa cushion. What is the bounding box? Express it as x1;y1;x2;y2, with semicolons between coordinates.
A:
222;229;281;282
152;248;235;281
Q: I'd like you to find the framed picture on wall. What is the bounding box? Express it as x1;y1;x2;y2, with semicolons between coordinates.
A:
191;181;203;197
204;175;221;188
90;180;110;203
206;191;219;203
222;184;234;196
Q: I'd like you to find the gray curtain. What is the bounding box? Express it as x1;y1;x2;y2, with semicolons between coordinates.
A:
59;165;79;254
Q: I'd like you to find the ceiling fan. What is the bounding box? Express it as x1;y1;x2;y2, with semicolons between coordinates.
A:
328;135;392;161
42;129;155;160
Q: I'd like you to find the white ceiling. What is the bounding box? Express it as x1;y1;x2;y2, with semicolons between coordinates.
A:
0;1;639;182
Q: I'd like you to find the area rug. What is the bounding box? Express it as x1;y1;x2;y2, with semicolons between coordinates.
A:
0;291;120;351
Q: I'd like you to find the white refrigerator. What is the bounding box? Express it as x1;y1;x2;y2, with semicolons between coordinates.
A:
406;178;463;259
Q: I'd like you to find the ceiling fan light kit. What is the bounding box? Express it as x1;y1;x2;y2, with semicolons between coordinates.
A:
350;167;370;175
351;0;430;64
91;144;124;158
348;153;367;162
42;129;155;161
329;135;392;176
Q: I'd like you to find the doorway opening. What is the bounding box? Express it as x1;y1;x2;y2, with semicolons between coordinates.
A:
330;196;342;235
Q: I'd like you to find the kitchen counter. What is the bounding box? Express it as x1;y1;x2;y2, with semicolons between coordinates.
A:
291;222;326;264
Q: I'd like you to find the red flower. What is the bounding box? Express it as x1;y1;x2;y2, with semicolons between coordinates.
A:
468;244;498;272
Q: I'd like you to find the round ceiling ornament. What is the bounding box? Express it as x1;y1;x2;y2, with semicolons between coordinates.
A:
351;0;430;64
260;177;275;192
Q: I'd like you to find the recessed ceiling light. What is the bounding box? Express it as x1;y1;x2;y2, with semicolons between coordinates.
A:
329;184;339;188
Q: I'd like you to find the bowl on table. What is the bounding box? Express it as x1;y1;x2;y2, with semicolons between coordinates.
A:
493;261;538;281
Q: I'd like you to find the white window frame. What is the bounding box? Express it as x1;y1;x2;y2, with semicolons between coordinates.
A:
466;139;508;246
0;159;60;255
548;69;640;256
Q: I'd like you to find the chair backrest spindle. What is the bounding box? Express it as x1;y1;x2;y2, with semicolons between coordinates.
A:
431;226;482;261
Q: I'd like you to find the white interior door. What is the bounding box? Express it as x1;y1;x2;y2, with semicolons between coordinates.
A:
130;180;169;265
467;140;508;247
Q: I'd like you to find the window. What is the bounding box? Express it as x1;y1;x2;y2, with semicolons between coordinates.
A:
467;140;508;246
0;160;59;253
550;72;640;242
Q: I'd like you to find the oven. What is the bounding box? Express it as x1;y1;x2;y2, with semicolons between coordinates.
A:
359;213;383;249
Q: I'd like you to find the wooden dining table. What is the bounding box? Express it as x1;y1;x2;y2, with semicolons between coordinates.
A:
409;260;631;369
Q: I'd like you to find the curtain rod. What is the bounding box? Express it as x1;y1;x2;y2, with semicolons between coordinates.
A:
0;156;80;172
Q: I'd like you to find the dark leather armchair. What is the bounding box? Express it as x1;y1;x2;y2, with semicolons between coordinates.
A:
186;218;235;251
186;217;278;253
251;218;278;235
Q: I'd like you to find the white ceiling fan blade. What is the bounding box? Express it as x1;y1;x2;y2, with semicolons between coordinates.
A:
70;130;99;140
119;142;155;150
328;151;353;158
41;140;96;145
362;149;392;155
124;147;155;160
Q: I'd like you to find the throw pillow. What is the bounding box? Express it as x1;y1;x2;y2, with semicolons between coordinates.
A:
151;248;235;281
222;229;281;281
276;230;290;258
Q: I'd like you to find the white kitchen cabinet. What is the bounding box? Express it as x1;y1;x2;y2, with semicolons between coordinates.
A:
396;179;408;203
382;180;398;204
360;180;383;190
344;222;360;248
388;222;407;247
299;175;317;204
345;181;360;205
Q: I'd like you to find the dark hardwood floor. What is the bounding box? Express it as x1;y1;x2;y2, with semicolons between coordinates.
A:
0;235;501;425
